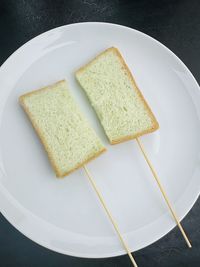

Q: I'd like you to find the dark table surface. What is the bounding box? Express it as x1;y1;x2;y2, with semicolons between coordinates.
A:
0;0;200;266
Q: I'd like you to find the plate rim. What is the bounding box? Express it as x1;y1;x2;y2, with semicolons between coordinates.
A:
0;21;199;258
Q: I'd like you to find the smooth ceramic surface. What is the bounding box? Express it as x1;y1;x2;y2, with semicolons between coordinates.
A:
0;22;199;258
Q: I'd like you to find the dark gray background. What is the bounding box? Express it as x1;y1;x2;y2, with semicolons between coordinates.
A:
0;0;199;266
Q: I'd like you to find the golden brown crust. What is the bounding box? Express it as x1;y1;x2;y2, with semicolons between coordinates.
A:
76;47;159;145
58;147;106;178
19;95;62;177
110;127;158;145
76;48;113;75
19;80;106;178
19;80;66;101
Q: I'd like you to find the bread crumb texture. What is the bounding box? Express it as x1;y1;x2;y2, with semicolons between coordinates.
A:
20;80;105;177
76;47;159;144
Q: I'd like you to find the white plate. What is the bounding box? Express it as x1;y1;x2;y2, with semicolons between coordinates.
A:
0;22;199;258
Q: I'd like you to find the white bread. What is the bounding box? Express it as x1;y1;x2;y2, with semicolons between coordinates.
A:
19;80;106;177
76;47;159;144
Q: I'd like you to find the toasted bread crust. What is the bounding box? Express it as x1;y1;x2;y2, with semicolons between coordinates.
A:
19;80;106;177
76;47;159;145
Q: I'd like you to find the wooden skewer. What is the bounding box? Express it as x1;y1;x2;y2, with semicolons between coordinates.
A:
136;137;192;248
83;165;138;267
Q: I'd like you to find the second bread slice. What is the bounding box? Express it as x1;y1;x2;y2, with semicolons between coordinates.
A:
19;80;106;177
76;47;159;144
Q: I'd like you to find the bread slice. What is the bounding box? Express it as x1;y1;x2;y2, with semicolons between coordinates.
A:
76;47;159;144
19;80;106;177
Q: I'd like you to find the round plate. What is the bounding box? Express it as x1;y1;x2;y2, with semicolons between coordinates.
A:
0;22;199;258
